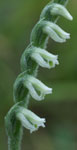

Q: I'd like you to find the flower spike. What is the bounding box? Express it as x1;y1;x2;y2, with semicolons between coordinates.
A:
43;21;70;43
50;3;73;21
16;107;46;133
24;75;52;101
30;47;59;68
5;1;73;150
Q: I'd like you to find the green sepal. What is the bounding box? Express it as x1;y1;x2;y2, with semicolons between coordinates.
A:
5;103;22;138
30;19;48;48
20;45;38;74
13;72;29;103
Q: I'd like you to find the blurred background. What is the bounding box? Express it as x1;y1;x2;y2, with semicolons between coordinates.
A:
0;0;77;150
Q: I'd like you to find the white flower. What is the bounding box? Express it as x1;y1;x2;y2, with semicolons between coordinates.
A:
16;107;46;133
24;75;52;101
30;47;59;69
43;21;70;43
50;3;73;21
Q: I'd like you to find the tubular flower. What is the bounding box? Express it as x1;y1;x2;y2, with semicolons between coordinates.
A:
43;21;70;43
50;3;73;21
30;47;59;69
24;75;52;101
16;107;46;133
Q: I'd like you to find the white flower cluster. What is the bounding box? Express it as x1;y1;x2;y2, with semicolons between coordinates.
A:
16;3;73;133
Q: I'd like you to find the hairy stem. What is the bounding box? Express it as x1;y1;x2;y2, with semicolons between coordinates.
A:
7;117;23;150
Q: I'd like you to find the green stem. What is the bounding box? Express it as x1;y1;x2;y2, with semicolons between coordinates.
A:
8;123;23;150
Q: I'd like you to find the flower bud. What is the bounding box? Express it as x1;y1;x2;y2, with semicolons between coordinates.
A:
50;3;73;21
30;47;59;68
24;75;52;101
16;107;46;133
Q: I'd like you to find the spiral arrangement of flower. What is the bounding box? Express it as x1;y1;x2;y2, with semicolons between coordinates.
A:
5;0;73;150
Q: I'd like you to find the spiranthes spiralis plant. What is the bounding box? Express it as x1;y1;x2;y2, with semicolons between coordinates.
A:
5;0;73;150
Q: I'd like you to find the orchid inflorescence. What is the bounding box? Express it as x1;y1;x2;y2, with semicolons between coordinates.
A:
5;0;73;150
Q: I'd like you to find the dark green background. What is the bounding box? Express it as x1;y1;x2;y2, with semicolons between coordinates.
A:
0;0;77;150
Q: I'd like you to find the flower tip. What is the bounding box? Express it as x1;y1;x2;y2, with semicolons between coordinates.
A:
48;88;52;94
46;87;52;94
56;59;59;65
40;118;46;127
42;118;46;123
51;55;59;67
69;15;73;21
42;123;45;128
67;13;73;21
65;33;70;39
